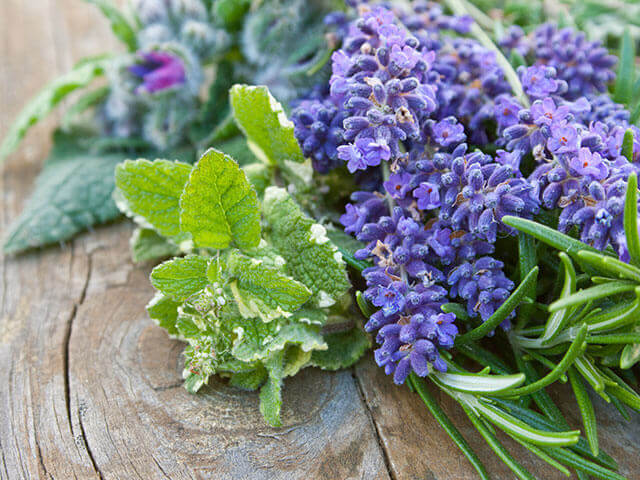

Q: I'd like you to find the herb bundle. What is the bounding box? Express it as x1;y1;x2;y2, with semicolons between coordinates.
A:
5;0;640;479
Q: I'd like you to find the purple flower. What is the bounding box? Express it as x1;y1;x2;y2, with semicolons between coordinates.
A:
338;137;389;172
371;284;406;317
530;97;570;127
129;51;185;93
569;148;609;180
431;117;466;147
520;65;560;98
548;124;580;154
414;182;440;210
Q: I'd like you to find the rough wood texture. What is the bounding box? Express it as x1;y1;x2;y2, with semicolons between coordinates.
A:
1;2;639;480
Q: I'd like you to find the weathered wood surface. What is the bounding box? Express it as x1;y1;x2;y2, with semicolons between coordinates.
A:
1;2;639;479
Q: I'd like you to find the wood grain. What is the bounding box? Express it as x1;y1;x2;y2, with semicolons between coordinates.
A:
1;1;639;480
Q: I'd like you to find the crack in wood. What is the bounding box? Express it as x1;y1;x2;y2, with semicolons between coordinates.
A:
351;370;396;480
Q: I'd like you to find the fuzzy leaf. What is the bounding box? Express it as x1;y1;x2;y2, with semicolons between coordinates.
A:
150;255;210;301
310;327;370;370
0;57;109;161
4;134;130;253
229;365;268;391
146;292;181;336
259;352;285;427
262;187;351;307
180;149;261;250
115;159;192;237
224;251;312;321
230;84;304;165
130;228;181;263
232;320;326;363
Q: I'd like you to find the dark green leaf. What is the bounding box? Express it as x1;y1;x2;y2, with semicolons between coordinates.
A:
614;29;635;105
4;134;130;253
310;327;370;370
624;172;640;266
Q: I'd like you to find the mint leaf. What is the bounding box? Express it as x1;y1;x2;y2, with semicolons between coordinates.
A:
262;187;351;307
232;321;326;363
180;149;261;250
146;292;181;337
4;136;129;253
310;327;370;370
130;228;181;263
115;159;192;237
1;57;109;161
150;255;210;301
259;351;285;427
229;365;268;391
283;346;312;377
230;84;304;165
224;251;312;321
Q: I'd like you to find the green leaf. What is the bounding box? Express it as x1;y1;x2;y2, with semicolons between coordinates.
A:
624;172;640;266
622;129;635;163
576;250;640;283
549;282;637;312
568;367;599;457
455;267;538;345
213;0;251;31
620;329;640;368
498;324;588;398
242;162;273;196
229;365;268;391
262;187;351;307
230;84;304;165
326;228;371;272
4;134;129;253
310;327;370;370
183;372;206;393
224;251;312;321
146;292;181;337
84;0;137;51
150;255;210;301
614;29;635;105
502;216;600;259
541;253;576;344
473;399;580;447
0;57;109;161
130;228;181;263
433;371;526;395
115;159;192;237
259;352;285;427
180;149;261;250
232;321;326;363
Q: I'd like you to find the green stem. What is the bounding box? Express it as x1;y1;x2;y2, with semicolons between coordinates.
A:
408;374;491;480
443;0;530;107
461;404;536;480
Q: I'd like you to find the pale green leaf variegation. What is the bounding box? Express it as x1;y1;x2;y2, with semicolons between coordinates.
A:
262;187;350;307
224;251;312;321
115;159;192;238
150;255;211;301
232;320;327;363
230;84;305;165
180;149;261;250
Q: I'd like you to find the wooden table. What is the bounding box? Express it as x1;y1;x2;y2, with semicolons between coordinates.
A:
1;2;639;479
